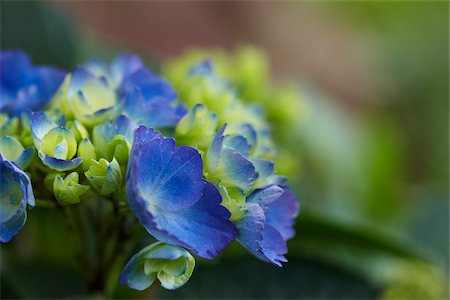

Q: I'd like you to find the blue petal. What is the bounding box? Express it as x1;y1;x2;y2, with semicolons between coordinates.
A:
0;50;65;116
123;87;185;128
67;67;97;96
235;202;266;259
120;68;177;102
258;224;288;267
111;52;144;81
224;135;251;157
119;252;155;291
265;187;299;240
129;137;204;212
148;181;237;259
216;147;258;191
93;114;134;147
206;124;226;170
30;111;57;147
39;153;83;171
236;185;298;266
15;147;35;169
248;185;284;207
0;154;35;243
236;202;287;267
34;66;66;107
0;210;27;243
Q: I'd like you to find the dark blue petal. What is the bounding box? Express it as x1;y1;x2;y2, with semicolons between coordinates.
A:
0;50;65;116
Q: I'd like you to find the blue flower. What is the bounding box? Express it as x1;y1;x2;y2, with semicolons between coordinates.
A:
0;154;35;243
0;50;65;116
236;185;299;266
120;68;186;128
126;126;237;259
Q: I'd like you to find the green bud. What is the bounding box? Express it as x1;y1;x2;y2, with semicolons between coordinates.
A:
0;114;19;136
218;184;246;221
85;158;122;195
44;172;63;192
175;104;218;151
121;242;195;291
77;138;97;171
40;127;77;160
66;120;89;142
105;136;130;165
53;172;90;205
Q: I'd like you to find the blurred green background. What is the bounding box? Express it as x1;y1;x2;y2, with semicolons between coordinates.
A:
1;1;448;299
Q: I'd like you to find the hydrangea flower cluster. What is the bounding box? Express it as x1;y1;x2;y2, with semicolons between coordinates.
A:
0;49;299;291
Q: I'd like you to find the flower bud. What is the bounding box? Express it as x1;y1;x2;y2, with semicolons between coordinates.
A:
53;172;89;205
85;158;122;196
120;242;195;291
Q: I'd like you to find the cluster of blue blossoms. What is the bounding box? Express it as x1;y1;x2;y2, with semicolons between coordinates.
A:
0;50;299;290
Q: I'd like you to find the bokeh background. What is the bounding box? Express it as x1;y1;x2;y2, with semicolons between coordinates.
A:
1;1;448;299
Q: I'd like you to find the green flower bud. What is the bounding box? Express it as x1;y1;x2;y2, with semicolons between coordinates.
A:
44;172;63;192
105;136;130;166
175;104;218;151
218;184;246;221
40;127;77;160
77;138;97;171
120;242;195;291
66;120;89;142
53;172;90;205
85;158;122;195
0;114;19;136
